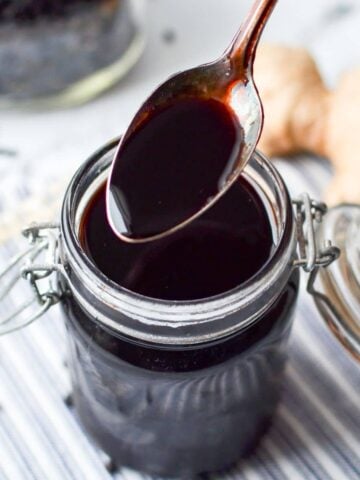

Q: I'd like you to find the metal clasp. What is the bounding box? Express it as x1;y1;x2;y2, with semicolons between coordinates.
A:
0;197;343;340
293;192;342;315
0;222;63;336
293;193;340;273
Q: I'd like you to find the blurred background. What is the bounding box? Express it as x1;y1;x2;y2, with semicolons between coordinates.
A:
0;2;359;480
0;0;360;242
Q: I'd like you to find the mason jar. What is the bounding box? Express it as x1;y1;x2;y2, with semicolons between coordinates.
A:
0;0;145;108
1;139;351;478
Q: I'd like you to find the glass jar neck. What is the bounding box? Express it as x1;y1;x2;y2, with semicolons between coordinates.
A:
60;139;296;345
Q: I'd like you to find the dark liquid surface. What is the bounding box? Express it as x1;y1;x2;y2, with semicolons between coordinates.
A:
80;177;274;301
108;97;243;240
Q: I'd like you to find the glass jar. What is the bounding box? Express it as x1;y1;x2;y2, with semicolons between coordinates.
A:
0;0;145;108
60;140;299;477
0;139;344;478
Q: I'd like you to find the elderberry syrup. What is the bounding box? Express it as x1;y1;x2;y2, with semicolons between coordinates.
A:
81;177;272;301
108;97;243;240
59;139;299;478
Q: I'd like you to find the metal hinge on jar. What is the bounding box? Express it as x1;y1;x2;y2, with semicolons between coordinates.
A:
291;194;360;359
292;193;340;273
0;196;343;339
0;222;64;335
292;193;340;300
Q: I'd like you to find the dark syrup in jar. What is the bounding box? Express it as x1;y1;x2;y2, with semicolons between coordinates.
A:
69;175;299;476
80;176;273;301
71;94;299;478
69;141;301;478
108;97;243;239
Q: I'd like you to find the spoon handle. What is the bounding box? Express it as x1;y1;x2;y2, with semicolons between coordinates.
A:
226;0;277;74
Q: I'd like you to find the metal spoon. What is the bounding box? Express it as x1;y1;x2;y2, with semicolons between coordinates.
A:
107;0;278;243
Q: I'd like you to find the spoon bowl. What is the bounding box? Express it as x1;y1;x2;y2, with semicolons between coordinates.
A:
107;0;277;243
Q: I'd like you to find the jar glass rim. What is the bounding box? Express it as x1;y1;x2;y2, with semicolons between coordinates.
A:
60;138;296;344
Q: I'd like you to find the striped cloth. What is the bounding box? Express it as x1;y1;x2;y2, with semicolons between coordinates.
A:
0;155;359;480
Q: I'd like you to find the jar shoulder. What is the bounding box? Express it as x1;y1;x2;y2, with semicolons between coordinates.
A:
62;269;300;374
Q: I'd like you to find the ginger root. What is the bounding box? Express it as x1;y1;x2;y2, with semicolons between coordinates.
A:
254;44;360;205
325;69;360;204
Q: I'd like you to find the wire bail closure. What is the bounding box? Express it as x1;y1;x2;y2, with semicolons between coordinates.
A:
293;193;340;273
0;222;63;336
291;194;360;358
0;195;341;338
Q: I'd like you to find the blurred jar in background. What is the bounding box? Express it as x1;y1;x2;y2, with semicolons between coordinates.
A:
0;0;145;107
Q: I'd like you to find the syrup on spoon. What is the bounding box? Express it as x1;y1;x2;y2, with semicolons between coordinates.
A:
107;0;278;243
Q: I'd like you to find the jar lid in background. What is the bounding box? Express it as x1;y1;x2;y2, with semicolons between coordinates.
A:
315;205;360;362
